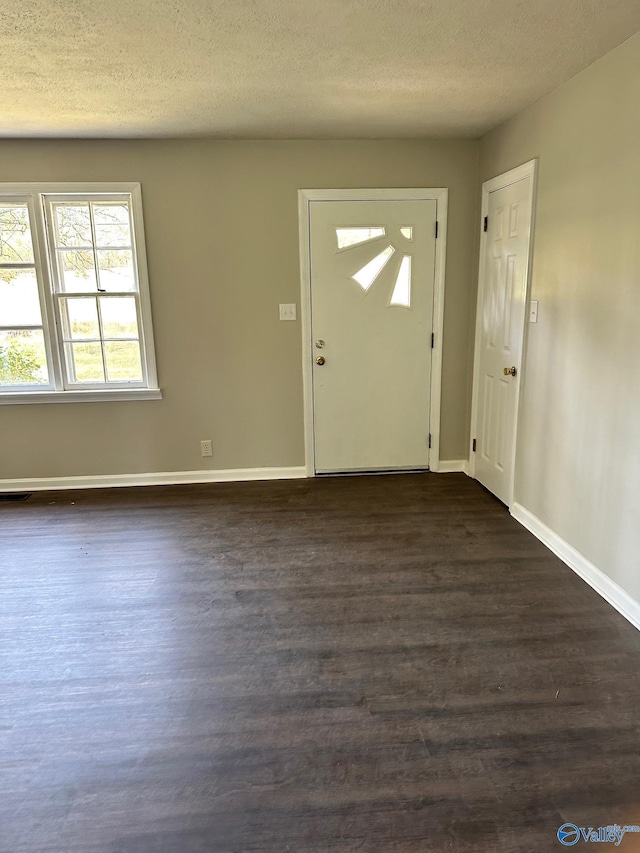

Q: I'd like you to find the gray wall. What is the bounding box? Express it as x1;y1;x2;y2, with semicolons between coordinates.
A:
480;32;640;602
0;139;479;479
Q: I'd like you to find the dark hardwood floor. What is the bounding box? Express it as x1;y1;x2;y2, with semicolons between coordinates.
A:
1;473;640;852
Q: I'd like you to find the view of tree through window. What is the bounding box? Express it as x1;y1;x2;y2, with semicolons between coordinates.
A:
0;186;157;396
0;204;48;385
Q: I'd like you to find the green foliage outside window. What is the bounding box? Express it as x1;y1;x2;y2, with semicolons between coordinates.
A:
0;339;41;384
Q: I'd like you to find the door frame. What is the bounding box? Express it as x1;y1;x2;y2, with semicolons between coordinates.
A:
298;188;449;477
469;159;538;507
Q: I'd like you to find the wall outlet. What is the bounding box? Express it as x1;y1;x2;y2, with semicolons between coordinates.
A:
200;439;213;457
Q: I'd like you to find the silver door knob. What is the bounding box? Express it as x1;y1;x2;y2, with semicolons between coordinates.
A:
315;356;326;366
503;366;517;377
315;340;325;349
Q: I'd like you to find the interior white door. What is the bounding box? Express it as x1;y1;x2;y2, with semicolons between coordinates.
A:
309;199;436;473
473;174;533;503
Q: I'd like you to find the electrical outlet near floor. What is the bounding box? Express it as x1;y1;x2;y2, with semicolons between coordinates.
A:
200;440;213;457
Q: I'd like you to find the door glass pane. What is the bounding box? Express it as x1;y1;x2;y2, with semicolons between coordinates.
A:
63;298;99;340
0;329;48;385
336;227;385;249
104;341;142;382
100;297;138;338
59;250;98;292
54;204;92;247
0;204;34;264
69;342;105;383
93;204;131;247
97;250;135;292
0;269;42;326
390;256;412;308
351;245;395;292
400;227;413;240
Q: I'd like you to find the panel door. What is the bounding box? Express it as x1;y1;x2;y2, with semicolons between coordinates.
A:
474;177;532;503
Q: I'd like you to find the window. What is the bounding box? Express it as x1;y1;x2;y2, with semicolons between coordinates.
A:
0;183;160;403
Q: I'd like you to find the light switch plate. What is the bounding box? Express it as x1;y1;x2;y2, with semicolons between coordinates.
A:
279;303;297;321
529;300;539;323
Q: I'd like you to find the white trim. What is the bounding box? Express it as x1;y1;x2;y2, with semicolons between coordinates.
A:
427;190;448;472
480;161;538;195
300;188;447;202
512;503;640;633
130;184;159;390
298;188;448;477
0;388;162;405
469;159;538;507
298;191;315;477
437;459;469;474
0;466;307;493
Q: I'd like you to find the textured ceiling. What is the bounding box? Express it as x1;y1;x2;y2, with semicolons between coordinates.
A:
2;0;640;139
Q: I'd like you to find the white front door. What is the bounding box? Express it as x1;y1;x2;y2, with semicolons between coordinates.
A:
471;162;537;504
307;198;437;474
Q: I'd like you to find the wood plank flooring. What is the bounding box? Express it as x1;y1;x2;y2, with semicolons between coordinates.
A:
1;473;640;852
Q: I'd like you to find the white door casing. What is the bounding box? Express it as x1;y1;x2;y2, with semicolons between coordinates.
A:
470;161;538;506
299;189;448;476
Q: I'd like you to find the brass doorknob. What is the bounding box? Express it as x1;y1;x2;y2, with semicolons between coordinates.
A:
315;356;326;366
503;366;517;377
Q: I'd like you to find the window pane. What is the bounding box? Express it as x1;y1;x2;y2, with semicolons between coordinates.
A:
63;297;99;340
69;342;105;383
97;250;135;292
390;255;412;308
351;245;395;292
0;329;48;385
54;204;92;247
104;341;142;382
100;297;138;338
93;204;131;247
59;250;98;292
0;204;34;263
0;269;42;326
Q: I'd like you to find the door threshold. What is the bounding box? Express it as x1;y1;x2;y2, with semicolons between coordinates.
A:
315;468;430;477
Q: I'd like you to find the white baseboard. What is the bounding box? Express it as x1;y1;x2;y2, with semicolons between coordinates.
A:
512;502;640;632
437;459;469;474
0;466;307;493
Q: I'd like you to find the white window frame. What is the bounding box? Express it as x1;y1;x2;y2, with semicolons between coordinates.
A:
0;182;160;404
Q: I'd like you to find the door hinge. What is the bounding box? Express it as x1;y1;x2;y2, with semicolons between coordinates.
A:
472;438;477;452
431;332;434;348
428;433;432;449
483;216;488;232
435;220;439;238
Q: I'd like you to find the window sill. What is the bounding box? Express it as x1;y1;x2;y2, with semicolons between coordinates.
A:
0;388;163;405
